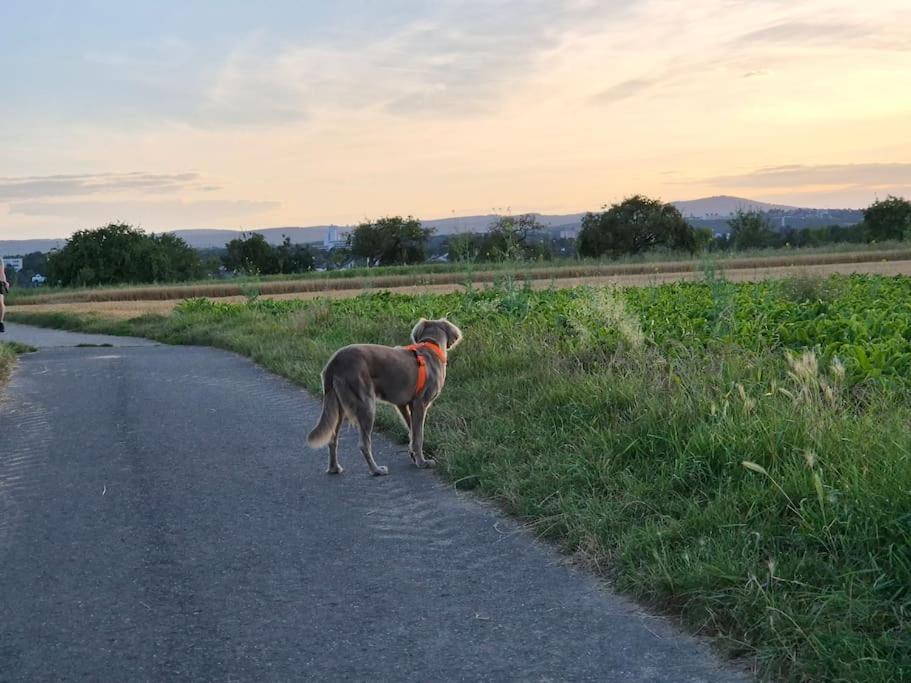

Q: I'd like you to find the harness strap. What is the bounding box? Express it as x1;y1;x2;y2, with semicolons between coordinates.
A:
413;354;427;394
403;340;447;396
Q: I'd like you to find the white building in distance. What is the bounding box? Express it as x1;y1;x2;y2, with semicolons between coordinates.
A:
324;227;349;249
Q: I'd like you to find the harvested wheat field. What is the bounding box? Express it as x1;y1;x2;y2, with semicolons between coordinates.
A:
13;258;911;320
10;247;911;308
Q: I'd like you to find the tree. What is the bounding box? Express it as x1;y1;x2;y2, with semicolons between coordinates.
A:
727;210;778;250
693;227;714;252
148;233;206;281
863;195;911;242
577;195;696;258
8;251;51;286
477;214;547;262
275;236;315;273
780;223;865;249
326;246;352;269
47;223;202;287
447;233;480;262
222;233;279;274
348;216;432;266
220;234;314;275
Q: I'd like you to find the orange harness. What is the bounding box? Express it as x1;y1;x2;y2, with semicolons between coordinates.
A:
403;340;447;396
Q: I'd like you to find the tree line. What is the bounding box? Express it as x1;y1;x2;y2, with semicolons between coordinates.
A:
20;194;911;287
710;195;911;251
41;225;320;287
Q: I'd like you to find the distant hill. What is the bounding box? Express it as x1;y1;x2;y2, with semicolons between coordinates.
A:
171;215;589;248
1;238;66;257
672;195;798;218
3;196;864;253
172;226;340;248
423;213;587;234
161;197;861;248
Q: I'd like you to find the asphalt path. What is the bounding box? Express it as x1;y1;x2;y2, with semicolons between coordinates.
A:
0;324;747;681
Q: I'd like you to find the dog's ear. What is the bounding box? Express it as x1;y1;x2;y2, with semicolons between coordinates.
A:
440;319;463;349
411;318;429;343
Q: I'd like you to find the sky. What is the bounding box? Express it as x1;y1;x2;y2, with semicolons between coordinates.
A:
2;0;910;239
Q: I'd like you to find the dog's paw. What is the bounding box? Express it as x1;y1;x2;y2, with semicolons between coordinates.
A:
372;465;389;476
416;458;436;469
326;465;344;475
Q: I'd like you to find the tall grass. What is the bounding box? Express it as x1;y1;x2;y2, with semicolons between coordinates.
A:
0;343;15;384
10;279;911;681
0;341;34;386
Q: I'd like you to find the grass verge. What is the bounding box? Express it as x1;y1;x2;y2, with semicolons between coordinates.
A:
0;341;37;387
10;278;911;681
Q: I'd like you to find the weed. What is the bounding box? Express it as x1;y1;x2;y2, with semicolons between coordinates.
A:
0;341;36;386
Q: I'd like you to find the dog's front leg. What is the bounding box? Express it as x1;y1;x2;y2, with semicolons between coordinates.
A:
409;401;435;468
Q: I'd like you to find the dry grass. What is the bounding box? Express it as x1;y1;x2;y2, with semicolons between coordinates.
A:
12;248;911;307
13;257;911;320
0;341;35;387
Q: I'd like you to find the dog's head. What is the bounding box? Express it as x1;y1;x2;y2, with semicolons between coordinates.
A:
411;318;463;350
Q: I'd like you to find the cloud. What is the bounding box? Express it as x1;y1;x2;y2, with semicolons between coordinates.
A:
0;169;280;232
8;199;279;229
738;21;867;45
755;185;911;209
0;172;211;201
700;163;911;188
591;77;661;104
734;17;911;52
199;1;629;123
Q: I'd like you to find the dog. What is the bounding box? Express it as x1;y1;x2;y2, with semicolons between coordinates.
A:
307;318;463;475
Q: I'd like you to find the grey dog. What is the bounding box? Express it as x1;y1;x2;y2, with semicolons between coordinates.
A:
308;318;463;475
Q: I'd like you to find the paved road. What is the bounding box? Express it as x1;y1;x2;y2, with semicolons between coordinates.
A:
0;326;747;681
1;321;158;348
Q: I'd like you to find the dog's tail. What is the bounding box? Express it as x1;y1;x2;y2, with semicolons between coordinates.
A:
308;373;341;448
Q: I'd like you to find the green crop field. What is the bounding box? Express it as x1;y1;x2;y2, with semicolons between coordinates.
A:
10;273;911;681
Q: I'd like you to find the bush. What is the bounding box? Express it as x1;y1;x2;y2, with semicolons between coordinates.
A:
727;210;778;249
578;195;696;258
863;195;911;242
47;223;203;287
349;216;433;266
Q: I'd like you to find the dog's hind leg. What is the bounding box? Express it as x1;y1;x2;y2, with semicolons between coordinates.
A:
327;410;345;474
409;401;436;469
396;404;412;429
355;397;388;476
395;405;414;463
